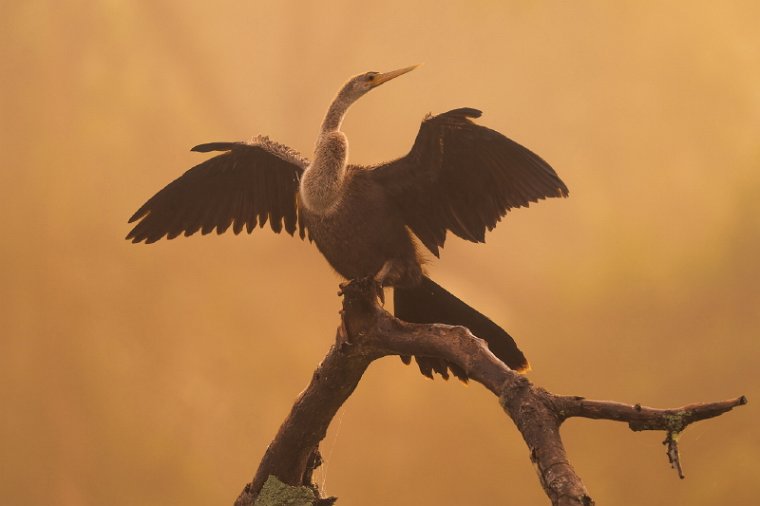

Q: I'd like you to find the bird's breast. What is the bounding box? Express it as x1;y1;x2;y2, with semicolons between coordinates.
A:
300;176;419;281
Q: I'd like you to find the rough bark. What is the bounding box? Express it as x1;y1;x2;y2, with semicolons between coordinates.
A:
235;278;747;505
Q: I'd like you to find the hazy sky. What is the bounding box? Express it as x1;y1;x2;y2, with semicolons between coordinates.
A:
1;2;758;505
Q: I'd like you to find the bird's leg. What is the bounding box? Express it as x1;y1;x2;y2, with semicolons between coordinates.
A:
375;283;385;305
373;261;404;305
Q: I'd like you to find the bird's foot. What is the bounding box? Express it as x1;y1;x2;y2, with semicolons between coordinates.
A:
339;278;384;304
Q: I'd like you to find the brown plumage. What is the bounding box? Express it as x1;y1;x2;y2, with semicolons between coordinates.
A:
127;66;569;380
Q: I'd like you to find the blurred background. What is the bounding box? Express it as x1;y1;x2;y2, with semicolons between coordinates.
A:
2;1;758;504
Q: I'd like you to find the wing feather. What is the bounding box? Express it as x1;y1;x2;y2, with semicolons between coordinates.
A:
126;136;308;244
366;108;568;256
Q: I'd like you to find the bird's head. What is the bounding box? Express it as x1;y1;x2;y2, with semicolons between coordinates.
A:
338;64;420;103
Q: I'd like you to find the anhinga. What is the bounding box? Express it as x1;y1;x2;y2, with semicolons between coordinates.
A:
127;65;569;380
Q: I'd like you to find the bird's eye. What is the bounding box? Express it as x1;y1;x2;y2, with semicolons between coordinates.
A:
366;73;376;81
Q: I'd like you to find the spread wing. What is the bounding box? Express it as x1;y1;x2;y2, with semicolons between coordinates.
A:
366;108;569;256
126;136;308;244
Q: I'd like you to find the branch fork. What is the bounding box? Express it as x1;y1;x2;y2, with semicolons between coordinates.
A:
235;278;746;505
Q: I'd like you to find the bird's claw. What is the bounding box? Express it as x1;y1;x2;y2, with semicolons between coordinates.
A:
374;279;385;305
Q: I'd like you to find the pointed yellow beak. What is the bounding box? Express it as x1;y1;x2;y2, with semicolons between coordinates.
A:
371;64;421;87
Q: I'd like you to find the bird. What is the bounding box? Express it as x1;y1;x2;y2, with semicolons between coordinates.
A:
126;65;569;381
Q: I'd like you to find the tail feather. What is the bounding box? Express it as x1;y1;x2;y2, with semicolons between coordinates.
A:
393;275;528;381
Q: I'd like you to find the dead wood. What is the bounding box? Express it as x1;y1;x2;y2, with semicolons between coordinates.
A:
235;278;746;505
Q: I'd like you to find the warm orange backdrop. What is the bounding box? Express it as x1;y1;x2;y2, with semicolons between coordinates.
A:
2;2;758;505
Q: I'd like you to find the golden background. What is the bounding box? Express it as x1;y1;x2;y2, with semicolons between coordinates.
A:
2;1;758;504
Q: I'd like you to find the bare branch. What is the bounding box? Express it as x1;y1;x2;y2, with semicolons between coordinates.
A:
553;395;747;431
235;278;746;505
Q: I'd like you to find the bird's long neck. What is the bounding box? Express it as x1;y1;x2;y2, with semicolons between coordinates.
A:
320;93;352;133
300;94;354;215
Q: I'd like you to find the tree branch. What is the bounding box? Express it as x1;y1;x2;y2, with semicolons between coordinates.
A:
235;278;747;505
